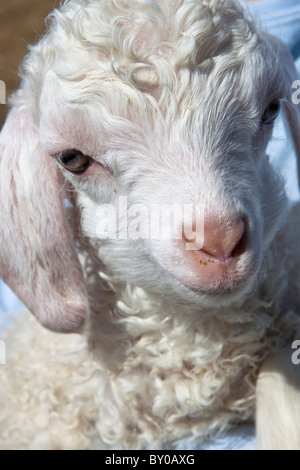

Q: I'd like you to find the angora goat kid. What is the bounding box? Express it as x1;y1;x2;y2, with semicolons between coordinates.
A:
0;0;300;451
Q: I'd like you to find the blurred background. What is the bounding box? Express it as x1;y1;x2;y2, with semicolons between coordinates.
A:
0;0;57;127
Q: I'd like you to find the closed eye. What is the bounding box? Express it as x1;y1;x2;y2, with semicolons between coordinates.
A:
56;150;93;174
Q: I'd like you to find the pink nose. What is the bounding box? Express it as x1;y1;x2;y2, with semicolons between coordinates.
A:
200;216;246;262
178;215;249;290
183;215;247;262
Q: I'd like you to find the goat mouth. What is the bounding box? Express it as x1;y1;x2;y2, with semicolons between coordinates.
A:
170;250;260;300
150;227;262;300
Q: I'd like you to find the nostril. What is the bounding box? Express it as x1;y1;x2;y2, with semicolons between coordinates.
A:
195;215;248;262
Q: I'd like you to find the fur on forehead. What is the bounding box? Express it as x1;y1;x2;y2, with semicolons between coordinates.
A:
26;0;283;138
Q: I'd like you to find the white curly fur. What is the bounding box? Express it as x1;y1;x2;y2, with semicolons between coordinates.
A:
0;0;300;450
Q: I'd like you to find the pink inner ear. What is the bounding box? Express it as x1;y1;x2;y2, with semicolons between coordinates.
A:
0;95;88;333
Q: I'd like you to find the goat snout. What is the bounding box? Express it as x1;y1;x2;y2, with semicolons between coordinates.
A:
181;214;250;291
189;216;247;262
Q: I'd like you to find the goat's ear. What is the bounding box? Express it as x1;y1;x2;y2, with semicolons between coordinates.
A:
0;88;88;333
267;33;300;188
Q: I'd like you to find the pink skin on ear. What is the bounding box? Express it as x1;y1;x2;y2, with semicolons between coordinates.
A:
0;88;88;333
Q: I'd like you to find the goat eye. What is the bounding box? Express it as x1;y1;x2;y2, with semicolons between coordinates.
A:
56;150;92;173
261;99;281;125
